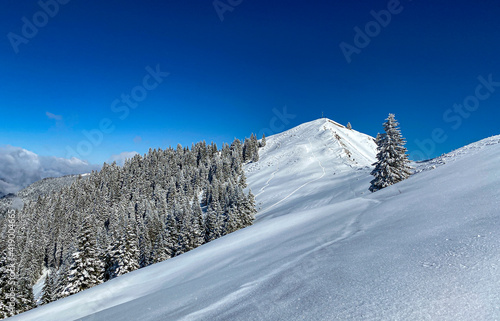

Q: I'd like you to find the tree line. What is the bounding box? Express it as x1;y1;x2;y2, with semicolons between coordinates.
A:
0;135;262;318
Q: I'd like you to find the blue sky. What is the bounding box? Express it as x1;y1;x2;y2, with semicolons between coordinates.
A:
1;0;500;164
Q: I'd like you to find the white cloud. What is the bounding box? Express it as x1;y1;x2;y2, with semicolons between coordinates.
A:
0;145;101;196
107;151;139;166
133;136;142;144
46;111;63;121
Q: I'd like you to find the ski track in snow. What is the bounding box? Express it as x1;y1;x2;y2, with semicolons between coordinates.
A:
259;138;326;214
254;143;281;198
181;198;380;321
179;287;252;321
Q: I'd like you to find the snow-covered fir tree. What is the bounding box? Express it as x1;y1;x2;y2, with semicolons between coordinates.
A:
114;221;140;277
260;133;266;147
251;134;260;162
41;269;56;305
62;216;104;296
13;272;35;315
192;196;205;245
242;134;259;163
204;199;223;243
370;114;412;192
238;189;257;228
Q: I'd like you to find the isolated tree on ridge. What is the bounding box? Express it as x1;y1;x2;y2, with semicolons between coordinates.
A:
370;114;412;192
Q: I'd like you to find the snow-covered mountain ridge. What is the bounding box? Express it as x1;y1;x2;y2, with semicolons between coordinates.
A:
11;118;500;320
247;118;376;221
415;134;500;173
0;174;85;216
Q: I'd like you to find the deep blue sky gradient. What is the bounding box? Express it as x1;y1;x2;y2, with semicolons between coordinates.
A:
1;0;500;163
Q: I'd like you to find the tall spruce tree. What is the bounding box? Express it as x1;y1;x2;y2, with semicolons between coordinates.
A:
250;134;260;162
238;190;256;228
114;221;140;277
189;195;205;249
204;199;224;243
370;114;412;192
260;133;266;147
41;269;56;305
14;273;35;315
63;216;104;296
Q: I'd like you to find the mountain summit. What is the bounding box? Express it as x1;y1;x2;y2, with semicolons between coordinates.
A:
247;118;376;220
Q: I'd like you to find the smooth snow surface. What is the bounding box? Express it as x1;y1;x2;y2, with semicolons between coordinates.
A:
12;119;500;320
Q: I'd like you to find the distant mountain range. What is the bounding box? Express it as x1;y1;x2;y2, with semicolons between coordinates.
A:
0;174;86;215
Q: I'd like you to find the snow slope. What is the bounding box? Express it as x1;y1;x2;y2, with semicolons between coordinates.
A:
247;118;376;220
11;119;500;321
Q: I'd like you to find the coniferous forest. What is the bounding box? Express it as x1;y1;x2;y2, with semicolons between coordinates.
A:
0;136;261;318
